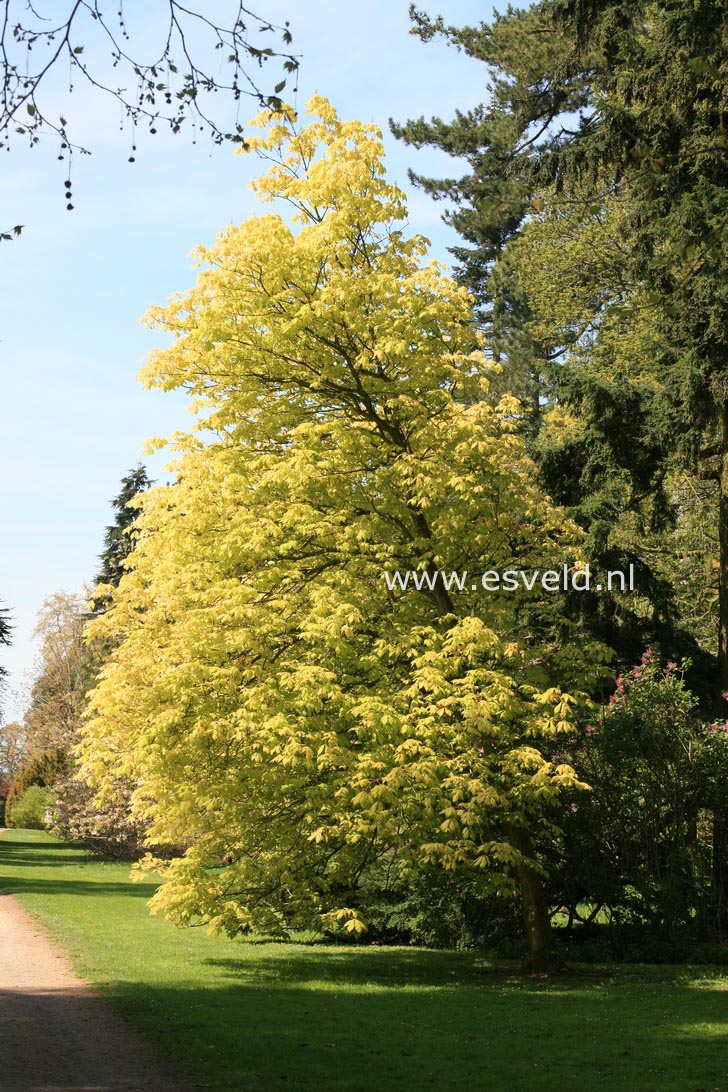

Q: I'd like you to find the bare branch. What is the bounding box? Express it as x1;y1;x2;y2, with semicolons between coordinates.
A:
0;1;300;230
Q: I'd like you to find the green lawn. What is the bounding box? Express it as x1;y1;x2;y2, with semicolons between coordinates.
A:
1;829;727;1091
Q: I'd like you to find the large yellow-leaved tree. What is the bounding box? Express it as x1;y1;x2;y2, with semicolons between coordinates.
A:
81;97;605;970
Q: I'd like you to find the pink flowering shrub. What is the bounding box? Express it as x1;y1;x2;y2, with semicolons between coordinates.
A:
47;771;149;859
546;650;728;943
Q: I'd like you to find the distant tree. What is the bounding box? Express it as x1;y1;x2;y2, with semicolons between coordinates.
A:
0;599;12;713
1;1;299;235
4;747;68;826
94;464;153;600
45;468;155;854
8;784;54;829
49;771;149;858
0;719;27;783
23;591;88;757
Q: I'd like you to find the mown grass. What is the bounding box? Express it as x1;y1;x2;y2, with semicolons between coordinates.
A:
2;828;728;1091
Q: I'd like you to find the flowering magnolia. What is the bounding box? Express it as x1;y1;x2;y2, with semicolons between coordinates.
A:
80;97;606;969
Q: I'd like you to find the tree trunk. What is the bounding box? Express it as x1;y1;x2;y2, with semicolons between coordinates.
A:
713;401;728;936
718;403;728;703
712;811;728;939
507;823;563;972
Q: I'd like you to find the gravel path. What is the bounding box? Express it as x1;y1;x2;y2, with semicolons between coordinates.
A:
0;890;196;1092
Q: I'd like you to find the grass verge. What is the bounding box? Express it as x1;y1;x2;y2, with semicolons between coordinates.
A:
2;828;728;1091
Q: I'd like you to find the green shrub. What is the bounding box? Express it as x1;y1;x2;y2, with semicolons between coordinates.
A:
9;785;54;829
548;651;728;943
5;748;68;824
350;862;523;948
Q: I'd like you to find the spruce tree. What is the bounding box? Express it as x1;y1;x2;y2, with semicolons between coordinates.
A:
93;465;152;606
396;0;728;694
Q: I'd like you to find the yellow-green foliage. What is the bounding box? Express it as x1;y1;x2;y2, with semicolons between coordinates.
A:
5;748;67;825
80;98;606;937
8;785;54;830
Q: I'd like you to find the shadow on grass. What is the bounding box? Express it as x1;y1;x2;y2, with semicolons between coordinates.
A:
0;839;91;866
96;970;728;1092
2;972;726;1092
0;850;105;872
1;837;83;852
0;837;113;868
0;834;156;898
203;949;500;990
0;875;158;898
202;949;728;992
3;831;728;1090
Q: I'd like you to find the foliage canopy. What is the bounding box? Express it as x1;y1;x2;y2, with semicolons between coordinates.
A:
81;97;605;953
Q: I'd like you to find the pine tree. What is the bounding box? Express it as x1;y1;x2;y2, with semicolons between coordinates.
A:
396;0;728;691
95;465;152;593
390;4;599;420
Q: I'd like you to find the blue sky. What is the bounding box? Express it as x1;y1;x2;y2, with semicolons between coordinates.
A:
0;1;494;719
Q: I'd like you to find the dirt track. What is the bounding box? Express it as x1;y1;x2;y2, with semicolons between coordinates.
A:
0;889;196;1092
